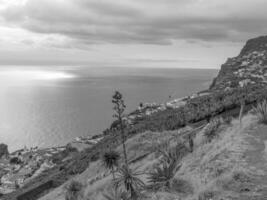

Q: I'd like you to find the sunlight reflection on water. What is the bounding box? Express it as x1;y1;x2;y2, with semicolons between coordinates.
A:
0;69;75;83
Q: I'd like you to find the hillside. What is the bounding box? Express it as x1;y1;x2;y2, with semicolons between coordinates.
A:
210;36;267;91
39;112;267;200
3;35;267;200
38;36;267;200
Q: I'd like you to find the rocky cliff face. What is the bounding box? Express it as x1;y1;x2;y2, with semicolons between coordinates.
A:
210;36;267;91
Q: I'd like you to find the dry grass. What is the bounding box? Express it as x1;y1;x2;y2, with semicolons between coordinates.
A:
171;178;193;195
203;118;222;142
40;114;260;200
198;190;217;200
252;100;267;124
64;180;84;200
177;114;256;199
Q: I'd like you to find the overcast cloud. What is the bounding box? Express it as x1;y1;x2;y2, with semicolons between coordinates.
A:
0;0;266;68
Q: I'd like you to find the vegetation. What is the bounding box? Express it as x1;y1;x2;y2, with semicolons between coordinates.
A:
171;178;193;194
148;159;181;191
188;134;194;153
198;190;216;200
0;143;8;159
252;100;267;124
64;180;84;200
103;188;129;200
122;85;267;134
239;100;245;125
112;91;128;167
114;165;145;200
148;142;184;191
7;87;267;200
111;91;147;200
159;142;188;164
223;116;233;125
9;157;22;165
203;118;221;142
101;150;120;181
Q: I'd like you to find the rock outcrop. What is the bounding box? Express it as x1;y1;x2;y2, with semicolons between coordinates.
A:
210;36;267;91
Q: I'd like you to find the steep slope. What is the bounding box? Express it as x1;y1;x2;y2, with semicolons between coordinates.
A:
5;36;267;200
38;35;267;200
211;36;267;90
39;112;267;200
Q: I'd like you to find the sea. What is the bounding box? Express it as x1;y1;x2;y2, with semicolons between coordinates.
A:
0;67;218;152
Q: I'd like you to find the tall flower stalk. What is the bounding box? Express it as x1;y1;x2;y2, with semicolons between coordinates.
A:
112;91;128;168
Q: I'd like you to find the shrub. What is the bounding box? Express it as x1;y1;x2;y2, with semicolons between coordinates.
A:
171;178;193;194
124;84;267;134
198;190;216;200
161;143;188;164
153;141;188;163
147;159;181;191
152;140;170;159
252;100;267;124
203;118;221;142
101;150;120;181
9;157;22;164
0;143;8;159
66;144;78;153
223;115;233;125
65;180;84;200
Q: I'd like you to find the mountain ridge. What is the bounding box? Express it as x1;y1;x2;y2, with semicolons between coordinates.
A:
210;35;267;91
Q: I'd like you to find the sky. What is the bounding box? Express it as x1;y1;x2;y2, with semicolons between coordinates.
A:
0;0;267;69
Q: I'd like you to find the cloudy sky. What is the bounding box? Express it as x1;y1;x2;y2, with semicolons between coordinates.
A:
0;0;267;69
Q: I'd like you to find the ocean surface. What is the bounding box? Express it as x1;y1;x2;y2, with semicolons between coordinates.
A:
0;67;218;151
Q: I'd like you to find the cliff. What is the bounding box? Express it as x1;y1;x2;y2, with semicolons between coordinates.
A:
210;36;267;91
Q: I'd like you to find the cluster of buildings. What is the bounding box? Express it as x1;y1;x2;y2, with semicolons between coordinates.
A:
74;135;103;145
0;135;105;195
225;50;267;90
0;146;65;194
70;135;104;152
126;94;211;125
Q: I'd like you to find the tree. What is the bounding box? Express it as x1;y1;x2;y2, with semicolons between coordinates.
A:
112;91;128;167
102;150;120;181
0;143;9;159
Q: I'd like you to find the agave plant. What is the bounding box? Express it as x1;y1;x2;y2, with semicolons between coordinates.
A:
112;91;128;168
102;150;120;181
157;141;188;164
114;165;145;200
65;180;84;200
147;159;181;190
103;188;130;200
252;100;267;124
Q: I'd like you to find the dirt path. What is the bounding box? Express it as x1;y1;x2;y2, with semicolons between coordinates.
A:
238;123;267;199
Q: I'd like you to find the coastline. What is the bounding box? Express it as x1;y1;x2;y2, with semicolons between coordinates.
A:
0;135;104;195
0;90;206;195
2;82;267;199
3;35;267;198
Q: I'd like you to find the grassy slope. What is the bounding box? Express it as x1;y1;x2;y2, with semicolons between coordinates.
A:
4;84;267;200
40;112;267;200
